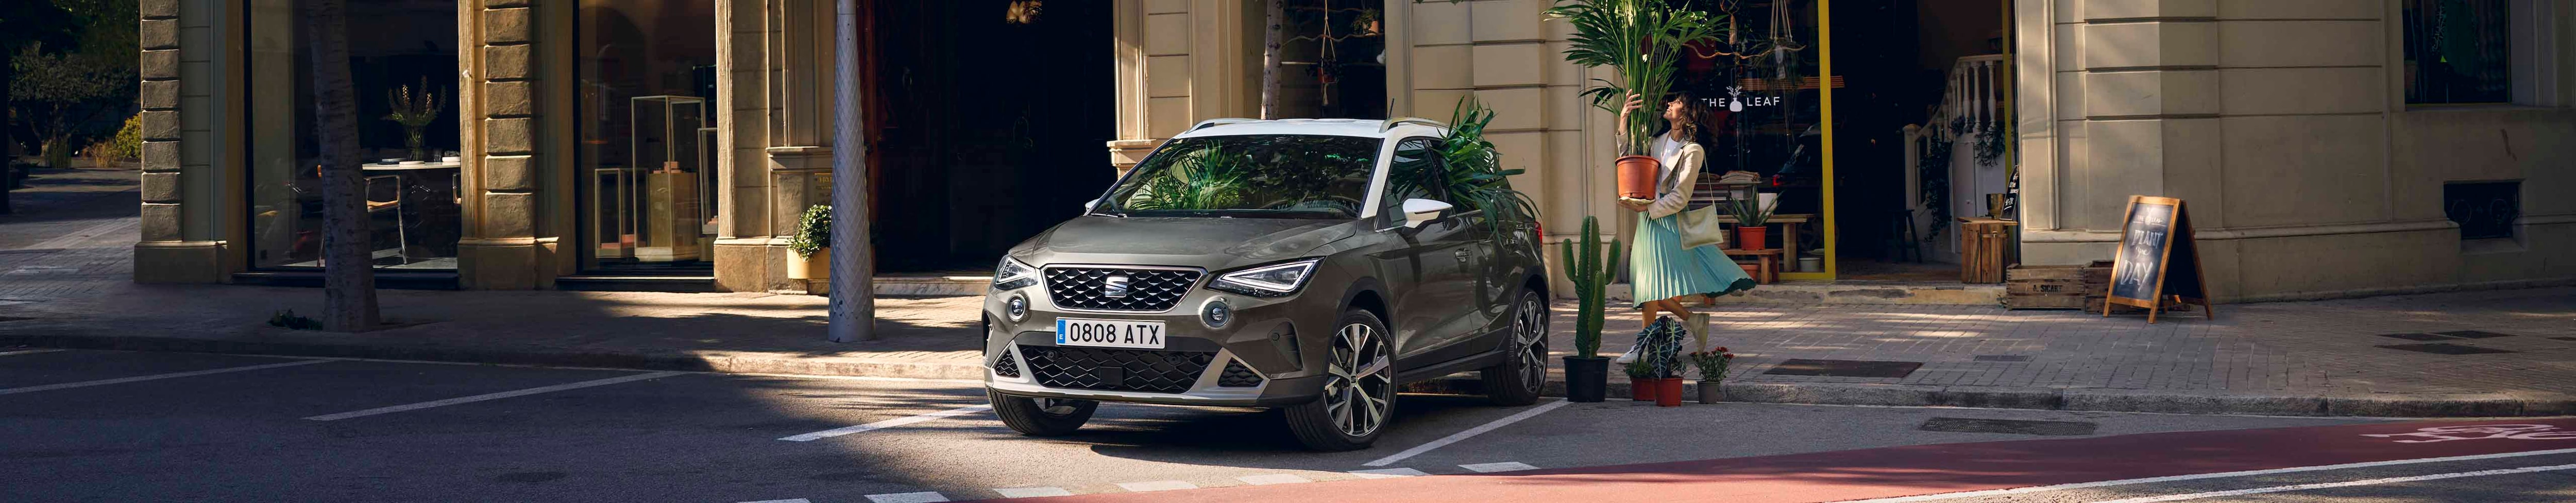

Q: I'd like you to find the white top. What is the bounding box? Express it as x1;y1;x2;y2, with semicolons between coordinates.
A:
1645;135;1705;219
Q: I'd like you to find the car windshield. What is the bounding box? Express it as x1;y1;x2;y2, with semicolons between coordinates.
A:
1095;135;1378;219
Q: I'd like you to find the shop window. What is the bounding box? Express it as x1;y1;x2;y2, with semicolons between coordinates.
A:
1266;0;1387;119
2445;181;2520;240
578;1;719;268
2403;0;2513;104
245;0;463;270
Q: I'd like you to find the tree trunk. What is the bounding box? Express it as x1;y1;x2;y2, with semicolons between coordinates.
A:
301;0;379;331
826;0;876;342
1259;0;1283;119
1;58;12;215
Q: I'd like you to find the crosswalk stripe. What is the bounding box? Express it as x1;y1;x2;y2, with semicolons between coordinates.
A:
1348;467;1429;479
778;404;993;441
302;371;686;421
992;487;1074;498
1236;474;1313;485
864;491;949;503
0;349;64;357
0;359;330;395
1459;461;1539;473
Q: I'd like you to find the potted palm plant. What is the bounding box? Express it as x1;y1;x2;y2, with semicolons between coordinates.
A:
1547;0;1722;199
786;204;830;280
1727;196;1772;250
1557;216;1620;403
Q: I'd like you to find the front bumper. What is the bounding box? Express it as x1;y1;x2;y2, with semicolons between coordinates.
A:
980;275;1338;408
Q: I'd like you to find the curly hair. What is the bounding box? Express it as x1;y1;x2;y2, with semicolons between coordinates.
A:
1663;90;1714;146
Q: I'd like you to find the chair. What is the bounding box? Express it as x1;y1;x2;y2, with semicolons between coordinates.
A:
1884;207;1922;264
365;174;406;263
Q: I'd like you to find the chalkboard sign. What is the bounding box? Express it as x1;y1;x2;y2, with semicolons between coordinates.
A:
2104;196;2212;323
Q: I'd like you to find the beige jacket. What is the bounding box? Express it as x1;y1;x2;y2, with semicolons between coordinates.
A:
1645;136;1705;220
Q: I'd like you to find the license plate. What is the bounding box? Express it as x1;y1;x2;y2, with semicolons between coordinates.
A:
1055;318;1167;349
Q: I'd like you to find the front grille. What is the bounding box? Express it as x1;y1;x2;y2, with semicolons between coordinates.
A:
1044;267;1202;312
1217;360;1264;387
992;348;1021;377
1019;344;1214;393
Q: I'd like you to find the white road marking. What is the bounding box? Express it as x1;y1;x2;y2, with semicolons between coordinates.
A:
1348;467;1429;479
0;349;64;357
778;404;993;441
1836;447;2576;502
1362;398;1570;467
863;492;950;503
302;371;686;421
991;487;1074;498
1459;462;1539;473
737;499;811;503
2086;462;2576;503
1236;474;1313;485
0;359;330;395
1115;480;1198;492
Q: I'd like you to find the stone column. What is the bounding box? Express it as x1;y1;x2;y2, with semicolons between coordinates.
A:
454;0;552;289
132;0;233;283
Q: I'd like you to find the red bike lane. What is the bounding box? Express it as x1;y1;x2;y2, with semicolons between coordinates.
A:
982;418;2576;502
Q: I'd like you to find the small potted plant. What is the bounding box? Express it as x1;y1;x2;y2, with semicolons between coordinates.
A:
1727;197;1772;250
1624;359;1657;402
1688;348;1735;404
1557;216;1621;403
1635;318;1687;407
786;204;831;280
383;79;444;162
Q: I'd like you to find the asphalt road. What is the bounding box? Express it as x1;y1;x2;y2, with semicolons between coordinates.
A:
3;348;2568;502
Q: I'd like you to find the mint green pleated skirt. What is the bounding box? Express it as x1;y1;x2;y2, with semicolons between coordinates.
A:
1632;213;1757;307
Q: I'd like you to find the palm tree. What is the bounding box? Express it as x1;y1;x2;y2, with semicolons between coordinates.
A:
300;0;379;331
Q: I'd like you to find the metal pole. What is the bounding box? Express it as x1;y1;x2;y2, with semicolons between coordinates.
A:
827;0;875;342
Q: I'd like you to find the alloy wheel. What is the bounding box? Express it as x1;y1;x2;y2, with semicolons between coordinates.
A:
1515;296;1550;394
1322;322;1393;438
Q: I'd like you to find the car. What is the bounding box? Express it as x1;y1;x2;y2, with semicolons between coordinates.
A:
979;117;1553;451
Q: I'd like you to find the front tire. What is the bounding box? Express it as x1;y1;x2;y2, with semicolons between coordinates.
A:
1480;290;1549;406
1283;309;1397;452
989;390;1097;436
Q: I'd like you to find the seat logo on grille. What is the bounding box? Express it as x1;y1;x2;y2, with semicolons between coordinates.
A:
1103;275;1131;298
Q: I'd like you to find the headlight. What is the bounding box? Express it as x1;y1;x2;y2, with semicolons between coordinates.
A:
994;256;1039;290
1209;258;1321;297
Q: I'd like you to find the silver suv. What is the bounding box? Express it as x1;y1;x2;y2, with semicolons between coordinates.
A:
980;118;1552;450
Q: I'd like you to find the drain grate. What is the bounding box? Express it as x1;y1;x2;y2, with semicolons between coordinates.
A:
2434;330;2516;339
2377;343;2516;355
1972;355;2031;362
1919;417;2098;436
1764;359;1923;378
2378;333;2457;341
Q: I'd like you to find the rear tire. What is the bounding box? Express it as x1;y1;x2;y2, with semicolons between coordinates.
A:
1480;290;1549;406
1284;309;1397;452
988;390;1097;437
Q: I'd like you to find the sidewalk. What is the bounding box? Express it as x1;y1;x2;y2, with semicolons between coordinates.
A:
5;199;2573;417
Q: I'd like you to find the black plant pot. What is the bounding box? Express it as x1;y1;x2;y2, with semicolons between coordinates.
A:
1563;356;1611;403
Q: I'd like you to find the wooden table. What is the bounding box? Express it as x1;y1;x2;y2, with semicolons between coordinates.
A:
1714;213;1814;269
1721;248;1782;284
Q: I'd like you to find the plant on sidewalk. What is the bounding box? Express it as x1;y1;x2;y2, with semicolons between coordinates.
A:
789;204;831;258
268;309;321;331
1546;0;1724;157
1623;358;1655;379
88;113;140;163
1689;348;1735;381
1635;317;1685;378
1558;216;1621;358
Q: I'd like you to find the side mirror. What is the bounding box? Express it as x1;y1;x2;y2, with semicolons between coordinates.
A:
1401;198;1453;229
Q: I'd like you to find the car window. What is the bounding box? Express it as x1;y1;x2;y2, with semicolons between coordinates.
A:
1381;137;1446;222
1097;135;1379;219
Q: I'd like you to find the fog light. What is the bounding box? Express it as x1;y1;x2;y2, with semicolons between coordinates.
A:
1006;294;1028;321
1201;297;1231;328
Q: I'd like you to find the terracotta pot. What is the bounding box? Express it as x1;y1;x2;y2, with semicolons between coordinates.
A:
787;249;830;280
1739;263;1761;277
1654;378;1684;407
1697;380;1724;404
1735;226;1768;250
1629;378;1656;402
1615;155;1662;199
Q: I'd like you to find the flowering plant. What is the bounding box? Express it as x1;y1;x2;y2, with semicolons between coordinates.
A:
1687;348;1736;381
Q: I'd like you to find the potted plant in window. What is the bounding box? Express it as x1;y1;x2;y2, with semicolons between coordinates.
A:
786;204;830;281
1547;0;1723;199
1727;196;1772;250
1557;216;1620;403
383;79;444;162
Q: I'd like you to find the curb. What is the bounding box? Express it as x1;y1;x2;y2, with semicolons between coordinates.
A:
9;334;2568;418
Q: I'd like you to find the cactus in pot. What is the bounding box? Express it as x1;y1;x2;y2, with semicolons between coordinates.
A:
1556;215;1621;402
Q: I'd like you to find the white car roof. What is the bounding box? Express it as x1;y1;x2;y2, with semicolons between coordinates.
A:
1173;118;1449;140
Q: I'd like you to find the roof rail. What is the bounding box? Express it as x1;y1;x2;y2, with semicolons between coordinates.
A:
1187;117;1260;132
1379;117;1448;132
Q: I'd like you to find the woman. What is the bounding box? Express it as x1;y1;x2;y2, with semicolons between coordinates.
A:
1617;91;1757;329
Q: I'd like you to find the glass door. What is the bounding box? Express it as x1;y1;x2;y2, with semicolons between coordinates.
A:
577;1;718;268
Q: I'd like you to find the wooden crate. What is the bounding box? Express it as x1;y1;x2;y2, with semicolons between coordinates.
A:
2005;261;2113;310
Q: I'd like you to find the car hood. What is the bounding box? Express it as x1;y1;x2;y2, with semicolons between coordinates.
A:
1016;215;1359;269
